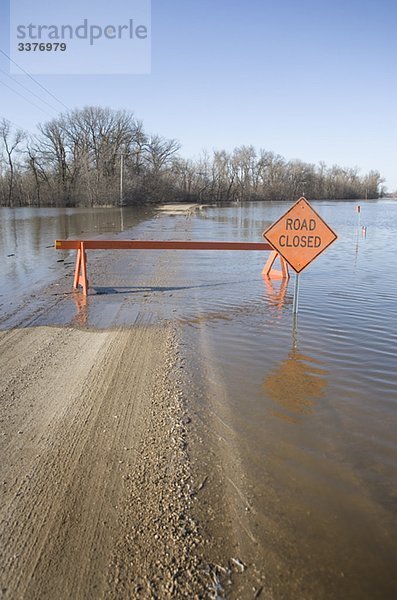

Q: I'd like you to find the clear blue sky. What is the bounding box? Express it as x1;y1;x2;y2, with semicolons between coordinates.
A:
1;0;396;190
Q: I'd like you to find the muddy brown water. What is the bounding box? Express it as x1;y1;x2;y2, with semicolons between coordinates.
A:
1;200;396;598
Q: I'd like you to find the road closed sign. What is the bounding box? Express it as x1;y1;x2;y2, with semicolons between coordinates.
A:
263;197;337;273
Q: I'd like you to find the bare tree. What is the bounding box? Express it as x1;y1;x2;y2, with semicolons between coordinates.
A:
144;135;180;173
0;119;25;206
0;107;385;206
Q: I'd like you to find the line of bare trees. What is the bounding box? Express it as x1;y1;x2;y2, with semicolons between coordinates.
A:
0;106;385;207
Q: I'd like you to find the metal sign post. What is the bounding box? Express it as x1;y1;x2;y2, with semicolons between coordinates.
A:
292;274;300;314
292;312;299;350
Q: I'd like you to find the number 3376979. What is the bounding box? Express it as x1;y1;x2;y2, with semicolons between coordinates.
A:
18;43;67;51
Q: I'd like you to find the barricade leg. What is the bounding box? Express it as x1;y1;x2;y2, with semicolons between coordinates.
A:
73;242;89;296
73;247;82;289
262;251;290;280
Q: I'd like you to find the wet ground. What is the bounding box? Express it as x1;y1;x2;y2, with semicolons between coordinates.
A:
1;200;397;598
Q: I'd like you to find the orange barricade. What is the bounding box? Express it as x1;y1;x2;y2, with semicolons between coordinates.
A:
55;239;289;296
262;250;289;280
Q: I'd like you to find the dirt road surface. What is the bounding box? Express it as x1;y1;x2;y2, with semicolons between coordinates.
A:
0;322;216;599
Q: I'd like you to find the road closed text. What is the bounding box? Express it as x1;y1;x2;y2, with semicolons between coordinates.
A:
263;197;337;272
279;217;321;248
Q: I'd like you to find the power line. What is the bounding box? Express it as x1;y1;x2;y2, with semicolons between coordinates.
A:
0;68;59;114
0;47;70;112
0;78;53;117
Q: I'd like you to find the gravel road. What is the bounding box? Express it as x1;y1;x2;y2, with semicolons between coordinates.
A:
0;323;216;599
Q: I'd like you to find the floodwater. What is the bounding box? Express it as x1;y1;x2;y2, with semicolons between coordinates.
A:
1;200;396;597
0;205;153;311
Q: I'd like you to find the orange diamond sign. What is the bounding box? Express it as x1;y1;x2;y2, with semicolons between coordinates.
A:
263;197;337;273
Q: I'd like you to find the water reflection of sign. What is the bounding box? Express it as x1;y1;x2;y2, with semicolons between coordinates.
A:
263;351;328;422
263;197;337;273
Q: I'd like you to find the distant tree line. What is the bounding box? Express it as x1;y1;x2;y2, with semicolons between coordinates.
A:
0;106;384;207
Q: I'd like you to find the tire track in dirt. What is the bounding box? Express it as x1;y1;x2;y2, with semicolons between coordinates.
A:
0;320;211;599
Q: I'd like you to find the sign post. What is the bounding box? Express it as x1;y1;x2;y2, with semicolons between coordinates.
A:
292;273;300;314
263;197;337;314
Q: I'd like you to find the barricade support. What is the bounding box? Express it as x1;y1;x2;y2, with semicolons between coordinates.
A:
73;242;89;296
262;250;289;279
262;250;290;280
55;239;286;296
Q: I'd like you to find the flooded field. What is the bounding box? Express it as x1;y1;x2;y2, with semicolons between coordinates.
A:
1;200;396;598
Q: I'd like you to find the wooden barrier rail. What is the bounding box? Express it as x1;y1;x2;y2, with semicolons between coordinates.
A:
56;240;274;251
55;239;289;296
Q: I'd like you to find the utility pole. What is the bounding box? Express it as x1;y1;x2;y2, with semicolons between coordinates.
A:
120;153;124;206
119;153;125;232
